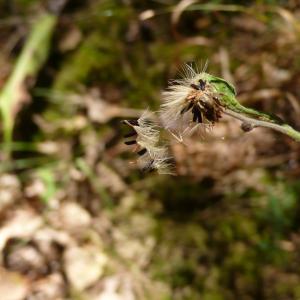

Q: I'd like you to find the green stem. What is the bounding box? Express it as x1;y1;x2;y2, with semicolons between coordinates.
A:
202;72;300;142
0;13;57;158
224;109;300;142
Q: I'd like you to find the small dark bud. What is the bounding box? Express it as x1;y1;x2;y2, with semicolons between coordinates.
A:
124;131;137;138
137;148;147;156
190;84;199;90
199;79;206;91
124;140;137;145
241;122;253;132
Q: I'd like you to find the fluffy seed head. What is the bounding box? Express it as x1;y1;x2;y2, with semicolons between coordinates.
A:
160;64;224;139
123;111;174;175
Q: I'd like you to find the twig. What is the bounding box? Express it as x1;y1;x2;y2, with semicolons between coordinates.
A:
224;109;300;142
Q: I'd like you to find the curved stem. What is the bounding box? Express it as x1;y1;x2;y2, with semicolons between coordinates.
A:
224;109;300;142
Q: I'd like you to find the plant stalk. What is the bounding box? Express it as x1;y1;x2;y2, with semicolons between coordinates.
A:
224;109;300;142
0;13;57;159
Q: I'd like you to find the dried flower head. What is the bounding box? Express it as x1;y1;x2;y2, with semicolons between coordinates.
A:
123;111;174;174
160;64;224;140
122;63;300;176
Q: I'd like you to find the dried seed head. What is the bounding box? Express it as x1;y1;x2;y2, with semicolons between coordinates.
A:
123;111;174;175
137;146;174;175
160;64;224;139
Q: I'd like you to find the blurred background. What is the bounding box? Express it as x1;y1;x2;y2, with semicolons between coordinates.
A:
1;0;300;299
